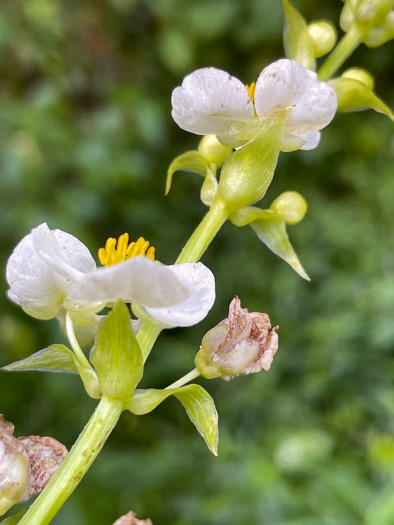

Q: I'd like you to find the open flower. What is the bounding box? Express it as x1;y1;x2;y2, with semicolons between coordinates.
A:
195;296;279;379
172;58;337;151
6;223;215;328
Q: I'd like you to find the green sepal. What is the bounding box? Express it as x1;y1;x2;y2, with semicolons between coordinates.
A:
1;510;26;524
282;0;315;70
200;167;218;207
166;151;209;195
216;118;284;213
90;302;143;400
330;77;394;120
127;384;219;455
1;344;78;374
231;206;310;280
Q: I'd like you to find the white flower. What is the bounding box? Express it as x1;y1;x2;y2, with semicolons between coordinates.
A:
6;223;216;328
171;58;337;151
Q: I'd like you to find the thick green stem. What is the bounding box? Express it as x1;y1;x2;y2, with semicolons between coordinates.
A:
318;27;363;81
18;396;124;525
136;198;229;362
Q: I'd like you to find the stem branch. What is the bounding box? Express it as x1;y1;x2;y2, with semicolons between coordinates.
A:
318;27;363;81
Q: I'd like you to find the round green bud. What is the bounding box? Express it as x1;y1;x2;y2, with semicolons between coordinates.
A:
270;191;308;225
307;21;337;57
355;0;392;29
198;135;233;168
0;450;30;515
342;67;375;90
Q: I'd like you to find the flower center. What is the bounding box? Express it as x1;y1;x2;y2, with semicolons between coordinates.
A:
98;233;156;266
245;82;256;102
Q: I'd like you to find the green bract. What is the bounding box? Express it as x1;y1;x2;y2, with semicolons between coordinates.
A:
330;77;394;120
231;205;309;280
216;118;284;214
283;0;315;70
127;384;219;455
166;150;209;195
90;302;143;400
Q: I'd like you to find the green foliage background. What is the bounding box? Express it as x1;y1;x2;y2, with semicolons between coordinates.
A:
1;1;394;524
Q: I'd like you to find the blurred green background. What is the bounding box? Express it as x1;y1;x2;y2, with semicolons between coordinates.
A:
1;0;394;524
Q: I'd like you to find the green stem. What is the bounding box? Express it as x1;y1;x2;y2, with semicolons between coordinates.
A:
176;197;229;263
166;368;200;389
18;396;124;525
136;198;229;362
65;313;94;371
318;27;363;81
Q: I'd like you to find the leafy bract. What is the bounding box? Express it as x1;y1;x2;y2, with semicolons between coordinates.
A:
283;0;315;70
231;206;310;280
166;151;209;195
1;344;78;374
128;384;219;455
330;77;394;120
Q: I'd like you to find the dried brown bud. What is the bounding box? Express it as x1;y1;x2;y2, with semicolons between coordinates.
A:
112;510;153;525
0;414;67;516
18;435;68;497
195;297;278;379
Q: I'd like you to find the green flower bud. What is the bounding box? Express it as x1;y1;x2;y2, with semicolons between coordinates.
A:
195;297;278;380
342;67;375;89
198;135;233;168
270;191;308;225
341;0;393;34
307;21;337;57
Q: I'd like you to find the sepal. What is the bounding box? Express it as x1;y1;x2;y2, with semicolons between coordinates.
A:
216;118;284;213
127;384;218;455
282;0;315;70
200;167;219;207
1;510;25;524
90;302;143;400
231;206;310;280
330;77;394;120
166;151;209;195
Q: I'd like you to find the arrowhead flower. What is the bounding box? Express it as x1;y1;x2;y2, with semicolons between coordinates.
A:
171;58;337;151
6;223;215;328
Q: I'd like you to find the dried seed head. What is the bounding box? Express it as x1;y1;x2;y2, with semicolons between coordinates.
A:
0;414;68;516
195;297;278;379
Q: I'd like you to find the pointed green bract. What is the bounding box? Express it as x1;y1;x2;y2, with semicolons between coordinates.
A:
166;151;209;195
90;302;143;400
1;344;78;374
216;118;284;213
74;362;101;399
231;206;310;280
283;0;315;70
330;77;394;120
127;384;219;455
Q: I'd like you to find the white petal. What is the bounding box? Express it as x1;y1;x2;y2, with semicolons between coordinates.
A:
171;67;254;135
144;262;215;327
6;223;97;320
6;226;65;319
69;256;190;308
254;59;337;134
298;130;321;150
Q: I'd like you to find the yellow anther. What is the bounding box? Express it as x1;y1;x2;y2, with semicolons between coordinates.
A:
98;234;156;266
246;82;256;102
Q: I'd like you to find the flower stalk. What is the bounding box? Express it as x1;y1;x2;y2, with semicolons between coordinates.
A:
318;27;363;81
18;396;124;525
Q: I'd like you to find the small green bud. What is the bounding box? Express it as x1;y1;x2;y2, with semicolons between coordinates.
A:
307;21;337;57
341;0;394;33
198;135;233;168
364;10;394;46
270;191;308;225
342;67;375;89
195;297;279;380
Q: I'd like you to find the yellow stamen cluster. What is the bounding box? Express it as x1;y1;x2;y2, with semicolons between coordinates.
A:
98;233;155;267
246;82;256;102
